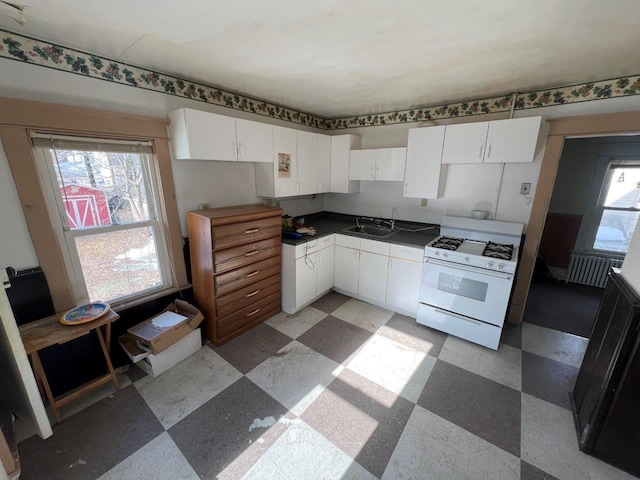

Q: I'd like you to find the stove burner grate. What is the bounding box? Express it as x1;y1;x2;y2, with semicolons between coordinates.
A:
482;242;514;260
431;236;464;251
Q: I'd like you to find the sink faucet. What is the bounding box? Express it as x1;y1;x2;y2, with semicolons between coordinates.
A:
355;217;395;230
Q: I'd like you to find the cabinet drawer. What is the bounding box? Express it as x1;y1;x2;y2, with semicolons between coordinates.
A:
360;238;389;255
389;244;423;262
213;216;281;250
216;274;281;317
335;234;360;249
215;255;281;296
214;236;281;273
294;234;335;258
217;292;281;339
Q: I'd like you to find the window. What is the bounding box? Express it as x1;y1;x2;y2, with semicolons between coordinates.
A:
592;164;640;253
33;134;172;305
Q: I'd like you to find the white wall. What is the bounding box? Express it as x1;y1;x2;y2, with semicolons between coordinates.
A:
0;140;39;270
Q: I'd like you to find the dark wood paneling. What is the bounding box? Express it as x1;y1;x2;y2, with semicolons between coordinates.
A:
538;213;583;268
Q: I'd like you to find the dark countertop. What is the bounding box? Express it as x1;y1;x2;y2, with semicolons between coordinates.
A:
282;212;440;249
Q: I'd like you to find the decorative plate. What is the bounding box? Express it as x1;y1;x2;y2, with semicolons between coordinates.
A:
60;303;110;325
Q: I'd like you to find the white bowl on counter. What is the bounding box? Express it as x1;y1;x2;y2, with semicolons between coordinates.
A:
471;210;489;220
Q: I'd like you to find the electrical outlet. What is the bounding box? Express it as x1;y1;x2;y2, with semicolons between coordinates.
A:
421;198;428;207
520;183;531;195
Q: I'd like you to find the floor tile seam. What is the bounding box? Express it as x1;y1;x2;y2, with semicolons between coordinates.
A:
415;404;523;465
433;356;524;395
520;390;574;416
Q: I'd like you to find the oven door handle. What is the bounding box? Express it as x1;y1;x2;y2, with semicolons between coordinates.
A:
434;308;484;326
425;258;512;280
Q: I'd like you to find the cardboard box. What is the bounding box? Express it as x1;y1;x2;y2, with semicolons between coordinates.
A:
127;299;203;354
119;328;202;378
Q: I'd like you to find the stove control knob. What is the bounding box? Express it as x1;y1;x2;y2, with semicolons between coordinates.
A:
434;252;440;257
442;253;448;260
464;257;470;264
497;264;504;271
487;262;494;269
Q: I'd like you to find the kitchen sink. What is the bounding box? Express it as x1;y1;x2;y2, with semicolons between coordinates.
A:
342;225;397;238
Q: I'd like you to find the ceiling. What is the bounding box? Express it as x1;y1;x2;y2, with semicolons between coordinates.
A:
2;0;640;118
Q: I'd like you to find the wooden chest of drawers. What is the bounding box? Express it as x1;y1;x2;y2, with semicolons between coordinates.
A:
187;204;283;345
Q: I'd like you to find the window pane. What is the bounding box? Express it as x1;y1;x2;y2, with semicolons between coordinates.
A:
50;149;152;229
594;210;639;253
75;226;162;302
604;167;640;208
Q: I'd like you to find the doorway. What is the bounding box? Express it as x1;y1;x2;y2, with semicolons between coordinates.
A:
522;135;640;337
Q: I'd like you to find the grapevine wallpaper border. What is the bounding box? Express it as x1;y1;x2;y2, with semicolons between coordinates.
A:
2;29;640;130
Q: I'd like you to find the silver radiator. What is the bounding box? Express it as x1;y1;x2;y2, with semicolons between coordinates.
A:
566;251;624;288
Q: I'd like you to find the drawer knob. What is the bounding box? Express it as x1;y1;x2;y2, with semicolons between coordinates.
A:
245;289;260;297
244;228;260;234
244;250;260;257
245;270;260;278
246;308;260;317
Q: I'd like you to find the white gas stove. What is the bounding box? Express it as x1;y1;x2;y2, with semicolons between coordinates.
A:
417;216;523;350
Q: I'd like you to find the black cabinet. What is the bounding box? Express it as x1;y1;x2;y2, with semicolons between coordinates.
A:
571;269;640;477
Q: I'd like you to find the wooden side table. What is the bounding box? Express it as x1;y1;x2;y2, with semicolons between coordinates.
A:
19;310;120;424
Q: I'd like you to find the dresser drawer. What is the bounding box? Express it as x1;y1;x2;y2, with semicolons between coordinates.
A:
216;274;281;317
213;216;281;250
217;292;281;339
214;236;281;274
215;255;281;296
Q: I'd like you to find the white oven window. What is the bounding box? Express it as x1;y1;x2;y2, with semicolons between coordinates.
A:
437;273;488;302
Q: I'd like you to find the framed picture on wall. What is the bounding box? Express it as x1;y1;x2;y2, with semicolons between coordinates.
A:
278;153;291;178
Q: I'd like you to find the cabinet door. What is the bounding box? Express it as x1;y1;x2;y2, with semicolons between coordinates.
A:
483;116;542;163
404;126;447;199
296;131;317;195
331;135;361;193
349;150;376;180
273;126;298;197
173;109;237;161
358;251;389;301
295;255;318;308
441;122;489;164
316;246;335;295
235;118;273;163
387;258;422;315
316;134;331;193
334;246;359;294
375;148;406;181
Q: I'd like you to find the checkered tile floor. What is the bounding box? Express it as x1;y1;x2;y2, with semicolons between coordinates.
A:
18;292;637;480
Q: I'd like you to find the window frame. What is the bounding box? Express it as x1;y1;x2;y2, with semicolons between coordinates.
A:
589;160;640;254
0;96;188;313
34;142;173;305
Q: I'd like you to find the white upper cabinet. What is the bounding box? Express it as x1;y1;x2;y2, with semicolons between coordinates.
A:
483;116;542;163
296;130;317;195
168;108;237;161
316;134;331;193
349;149;377;181
256;125;298;197
441;122;489;164
331;135;362;193
375;147;407;181
404;126;447;199
235;118;273;163
349;147;407;181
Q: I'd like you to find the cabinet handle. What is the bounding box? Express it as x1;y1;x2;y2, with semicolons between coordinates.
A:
487;143;492;159
239;144;245;157
389;258;393;269
370;165;374;179
232;141;237;158
244;228;259;234
246;270;260;278
479;144;483;160
244;250;260;257
404;183;408;194
375;165;379;178
246;308;260;317
245;289;260;298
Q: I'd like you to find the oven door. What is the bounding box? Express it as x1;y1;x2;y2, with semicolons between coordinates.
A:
419;258;514;326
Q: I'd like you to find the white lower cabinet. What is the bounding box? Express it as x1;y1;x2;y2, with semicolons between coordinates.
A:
358;251;389;300
282;236;336;314
334;245;360;295
283;234;423;317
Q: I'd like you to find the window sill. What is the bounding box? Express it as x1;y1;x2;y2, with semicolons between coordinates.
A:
111;284;191;313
